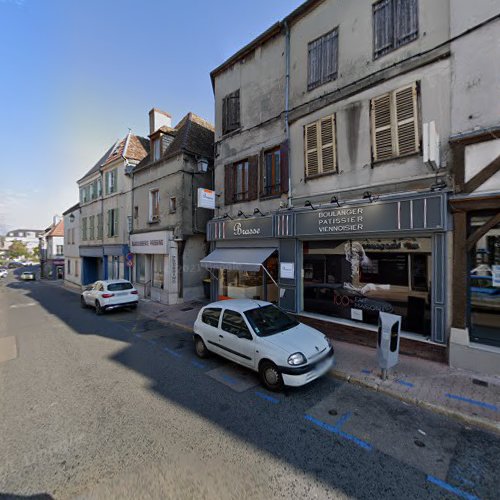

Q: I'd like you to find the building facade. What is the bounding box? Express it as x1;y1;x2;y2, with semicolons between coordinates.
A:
130;109;214;304
77;132;149;285
205;0;457;361
41;218;65;279
63;203;81;288
4;229;44;255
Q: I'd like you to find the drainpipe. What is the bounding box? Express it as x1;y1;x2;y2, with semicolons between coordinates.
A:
284;20;292;208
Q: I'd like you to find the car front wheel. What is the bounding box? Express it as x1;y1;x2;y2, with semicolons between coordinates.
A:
259;361;284;392
194;335;209;358
95;301;104;315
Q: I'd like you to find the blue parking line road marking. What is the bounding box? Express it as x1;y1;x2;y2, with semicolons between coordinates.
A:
191;360;206;369
335;412;352;430
427;475;480;500
395;379;414;388
304;415;372;451
255;391;280;404
361;369;372;375
220;374;238;385
163;347;182;359
445;393;498;412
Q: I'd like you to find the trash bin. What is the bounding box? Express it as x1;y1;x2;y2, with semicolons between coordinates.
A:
202;278;211;299
377;311;401;378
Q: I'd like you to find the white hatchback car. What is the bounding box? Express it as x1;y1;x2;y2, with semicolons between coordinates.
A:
81;279;139;314
193;299;334;391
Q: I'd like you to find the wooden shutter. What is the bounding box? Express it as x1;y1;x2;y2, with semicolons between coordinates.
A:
395;0;418;46
373;0;393;58
259;148;265;196
371;92;393;161
321;30;338;83
224;164;234;205
394;83;419;156
308;38;322;89
107;210;111;237
320;115;337;173
280;141;289;194
247;155;259;201
114;208;119;236
222;96;227;135
305;122;319;177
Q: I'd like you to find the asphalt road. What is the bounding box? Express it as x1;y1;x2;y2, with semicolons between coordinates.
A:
0;270;499;499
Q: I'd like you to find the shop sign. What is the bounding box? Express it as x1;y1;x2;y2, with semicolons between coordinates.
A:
280;262;295;279
197;188;215;210
130;231;169;254
208;217;273;240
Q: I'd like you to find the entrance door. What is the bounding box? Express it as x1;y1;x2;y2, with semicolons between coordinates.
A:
56;266;64;279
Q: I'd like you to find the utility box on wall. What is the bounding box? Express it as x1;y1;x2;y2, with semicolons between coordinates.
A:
377;312;401;377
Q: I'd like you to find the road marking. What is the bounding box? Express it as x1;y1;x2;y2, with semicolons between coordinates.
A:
334;412;352;430
395;379;414;388
191;360;206;369
163;347;182;359
221;374;237;385
255;391;280;404
427;475;479;500
9;302;36;309
360;369;372;375
445;393;498;412
304;414;372;451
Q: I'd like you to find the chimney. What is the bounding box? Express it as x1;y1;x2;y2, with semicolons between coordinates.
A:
149;108;172;135
53;215;61;225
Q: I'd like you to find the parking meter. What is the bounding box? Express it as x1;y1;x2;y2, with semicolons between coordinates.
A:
377;312;401;379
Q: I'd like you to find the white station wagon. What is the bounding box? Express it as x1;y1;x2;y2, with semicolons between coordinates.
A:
193;299;334;391
81;279;139;314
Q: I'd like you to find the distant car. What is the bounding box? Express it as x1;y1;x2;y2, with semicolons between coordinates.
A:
0;268;8;278
193;299;334;391
20;271;36;281
81;279;139;315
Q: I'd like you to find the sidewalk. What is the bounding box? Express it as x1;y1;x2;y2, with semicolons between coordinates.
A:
51;280;500;435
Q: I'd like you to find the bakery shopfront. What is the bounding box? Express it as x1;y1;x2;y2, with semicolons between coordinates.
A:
204;192;451;354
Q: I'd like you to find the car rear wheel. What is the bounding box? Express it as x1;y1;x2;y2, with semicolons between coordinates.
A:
194;335;209;358
95;301;104;315
80;296;87;308
259;361;284;392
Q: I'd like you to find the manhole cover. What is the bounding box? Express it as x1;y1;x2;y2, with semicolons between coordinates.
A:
181;307;193;311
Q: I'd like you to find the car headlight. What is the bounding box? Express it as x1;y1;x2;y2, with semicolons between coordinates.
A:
287;352;307;366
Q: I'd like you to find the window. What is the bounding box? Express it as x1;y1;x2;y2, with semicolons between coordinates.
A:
109;256;120;279
149;189;160;221
72;228;75;245
308;28;338;90
202;308;222;327
152;138;161;161
107;208;119;237
134;206;139;219
82;217;87;241
305;114;337;178
67;259;71;274
373;0;418;59
225;157;259;204
222;89;240;135
153;254;164;288
89;215;95;240
97;178;102;197
97;214;103;239
371;82;419;162
262;148;281;197
245;305;298;337
105;169;117;194
75;260;79;277
56;245;63;255
107;282;133;291
169;197;177;213
221;310;251;338
135;254;146;283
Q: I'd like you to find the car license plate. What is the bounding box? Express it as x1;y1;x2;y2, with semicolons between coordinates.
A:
116;292;127;296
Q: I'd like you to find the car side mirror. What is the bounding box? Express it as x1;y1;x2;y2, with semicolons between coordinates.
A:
238;331;252;340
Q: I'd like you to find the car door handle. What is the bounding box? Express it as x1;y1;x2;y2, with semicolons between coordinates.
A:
219;334;224;339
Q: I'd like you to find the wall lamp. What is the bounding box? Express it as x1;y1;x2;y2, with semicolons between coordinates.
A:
237;210;249;218
363;191;379;203
430;180;447;192
304;200;317;210
253;208;265;216
223;213;233;220
69;213;75;223
330;196;343;207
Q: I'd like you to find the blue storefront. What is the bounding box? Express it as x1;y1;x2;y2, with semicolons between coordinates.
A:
80;244;130;285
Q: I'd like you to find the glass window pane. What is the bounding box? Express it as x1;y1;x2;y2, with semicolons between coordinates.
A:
153;254;164;288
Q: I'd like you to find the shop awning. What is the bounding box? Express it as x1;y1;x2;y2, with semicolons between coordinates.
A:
200;247;276;272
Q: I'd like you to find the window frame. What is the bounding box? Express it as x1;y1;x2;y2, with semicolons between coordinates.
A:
261;147;282;198
201;307;222;328
149;189;160;222
169;197;177;214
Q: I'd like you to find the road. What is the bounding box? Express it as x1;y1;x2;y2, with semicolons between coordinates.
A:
0;270;499;499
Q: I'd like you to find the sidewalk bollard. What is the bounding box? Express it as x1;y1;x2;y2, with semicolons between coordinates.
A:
377;312;401;380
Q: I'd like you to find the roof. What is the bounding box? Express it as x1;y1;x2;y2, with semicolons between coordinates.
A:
46;219;64;238
62;202;80;216
78;133;150;182
210;0;324;87
202;299;271;312
134;112;214;173
6;229;44;235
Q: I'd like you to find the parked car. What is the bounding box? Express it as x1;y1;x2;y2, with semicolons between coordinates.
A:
0;268;8;278
20;271;36;281
8;261;23;269
81;280;139;314
193;299;334;391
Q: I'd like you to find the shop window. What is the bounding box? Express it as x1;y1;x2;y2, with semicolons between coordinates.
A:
202;308;222;327
302;238;432;335
153;254;164;288
135;254;146;283
468;214;500;347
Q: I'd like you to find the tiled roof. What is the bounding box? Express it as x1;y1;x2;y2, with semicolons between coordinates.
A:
46;219;64;237
78;142;118;182
133;113;214;173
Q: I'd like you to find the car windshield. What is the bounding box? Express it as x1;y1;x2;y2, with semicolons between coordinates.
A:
107;282;133;291
244;305;299;337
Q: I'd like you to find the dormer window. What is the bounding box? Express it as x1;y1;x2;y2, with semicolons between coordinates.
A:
152;137;161;161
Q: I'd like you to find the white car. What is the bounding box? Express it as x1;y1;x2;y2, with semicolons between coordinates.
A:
81;279;139;315
20;271;36;280
193;300;334;391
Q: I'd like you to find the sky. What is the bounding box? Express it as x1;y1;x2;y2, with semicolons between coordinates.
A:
0;0;303;233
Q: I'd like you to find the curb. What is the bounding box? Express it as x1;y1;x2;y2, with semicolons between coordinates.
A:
330;369;500;436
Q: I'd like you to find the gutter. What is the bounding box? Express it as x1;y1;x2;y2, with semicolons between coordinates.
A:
284;20;292;208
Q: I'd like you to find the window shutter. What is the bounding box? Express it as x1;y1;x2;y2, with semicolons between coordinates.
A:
280;141;289;194
320;115;337;174
259;148;265;197
305;122;319;177
321;30;338;83
247;155;259;201
107;210;111;237
308;38;322;89
395;0;418;46
394;83;419;156
114;208;119;235
224;164;234;205
222;96;227;134
371;92;393;161
373;0;393;58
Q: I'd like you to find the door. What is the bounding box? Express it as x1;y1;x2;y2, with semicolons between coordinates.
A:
84;282;99;305
219;309;256;368
200;307;223;354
